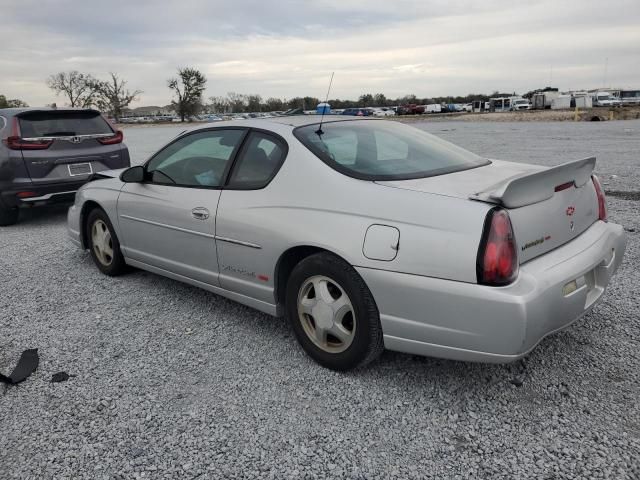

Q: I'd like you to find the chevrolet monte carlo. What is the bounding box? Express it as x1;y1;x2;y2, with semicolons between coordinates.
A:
67;116;626;370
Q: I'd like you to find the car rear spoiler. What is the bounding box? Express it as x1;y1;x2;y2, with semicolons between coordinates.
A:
469;157;596;208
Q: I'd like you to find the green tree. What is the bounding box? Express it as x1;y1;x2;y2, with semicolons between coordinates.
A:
358;93;374;106
373;93;387;107
168;67;207;122
46;71;100;107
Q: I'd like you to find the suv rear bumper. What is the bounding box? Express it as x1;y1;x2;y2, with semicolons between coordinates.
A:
0;180;88;208
357;220;626;363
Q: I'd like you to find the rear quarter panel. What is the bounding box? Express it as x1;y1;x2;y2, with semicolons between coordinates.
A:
218;132;491;303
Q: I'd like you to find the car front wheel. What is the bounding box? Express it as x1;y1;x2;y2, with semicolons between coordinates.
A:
286;252;384;371
86;208;127;276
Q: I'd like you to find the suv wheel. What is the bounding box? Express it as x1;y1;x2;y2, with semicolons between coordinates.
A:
286;252;384;371
0;205;19;226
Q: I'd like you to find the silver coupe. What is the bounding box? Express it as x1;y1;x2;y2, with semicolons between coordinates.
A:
67;116;626;370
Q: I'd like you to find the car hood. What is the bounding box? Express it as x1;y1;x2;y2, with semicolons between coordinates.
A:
375;159;543;200
93;168;127;179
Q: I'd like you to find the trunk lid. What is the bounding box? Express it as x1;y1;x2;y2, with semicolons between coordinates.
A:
16;110;125;185
377;158;600;263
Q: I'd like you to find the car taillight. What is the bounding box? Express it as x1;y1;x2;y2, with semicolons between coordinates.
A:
2;117;53;150
477;208;518;286
591;175;607;222
97;130;123;145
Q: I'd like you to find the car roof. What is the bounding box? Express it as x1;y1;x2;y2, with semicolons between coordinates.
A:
186;115;378;134
265;115;370;127
0;107;100;117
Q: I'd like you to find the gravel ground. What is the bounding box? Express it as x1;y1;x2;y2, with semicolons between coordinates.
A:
1;121;638;479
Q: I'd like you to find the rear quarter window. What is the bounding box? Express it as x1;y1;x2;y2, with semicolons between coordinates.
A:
18;111;113;137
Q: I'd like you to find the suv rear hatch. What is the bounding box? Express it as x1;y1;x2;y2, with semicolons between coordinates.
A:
12;109;126;185
377;158;601;263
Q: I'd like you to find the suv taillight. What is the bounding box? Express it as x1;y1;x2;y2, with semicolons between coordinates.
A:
591;175;608;222
2;117;53;150
477;208;518;286
97;130;123;145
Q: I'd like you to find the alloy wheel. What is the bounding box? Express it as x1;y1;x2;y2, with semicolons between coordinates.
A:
297;275;356;353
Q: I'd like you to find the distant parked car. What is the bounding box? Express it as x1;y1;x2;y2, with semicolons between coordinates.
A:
372;108;395;117
396;104;425;115
510;98;532;111
0;107;130;226
341;108;373;116
424;104;442;114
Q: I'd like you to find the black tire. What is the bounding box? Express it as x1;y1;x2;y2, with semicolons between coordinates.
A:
0;205;19;226
85;208;127;276
286;252;384;371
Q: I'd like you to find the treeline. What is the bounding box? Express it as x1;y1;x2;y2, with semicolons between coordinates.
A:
45;71;142;121
3;66;509;121
0;95;28;108
205;92;497;113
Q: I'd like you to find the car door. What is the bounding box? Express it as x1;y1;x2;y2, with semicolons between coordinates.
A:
215;130;288;303
117;128;246;286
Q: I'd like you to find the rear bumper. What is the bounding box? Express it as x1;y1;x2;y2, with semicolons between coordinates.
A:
0;180;88;208
357;220;626;363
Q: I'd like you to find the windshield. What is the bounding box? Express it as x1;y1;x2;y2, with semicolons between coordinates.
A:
18;111;112;137
294;120;489;181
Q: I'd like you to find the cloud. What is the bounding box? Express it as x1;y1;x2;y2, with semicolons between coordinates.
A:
1;0;639;106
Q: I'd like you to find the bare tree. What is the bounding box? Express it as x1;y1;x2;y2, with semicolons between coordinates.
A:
46;71;100;107
246;94;262;112
168;68;207;122
225;92;248;113
93;73;142;121
264;97;285;112
208;96;229;114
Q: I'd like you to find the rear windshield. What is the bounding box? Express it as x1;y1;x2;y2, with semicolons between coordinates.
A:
19;111;112;138
294;120;488;180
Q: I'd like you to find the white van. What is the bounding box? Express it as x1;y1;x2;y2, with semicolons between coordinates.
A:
593;92;621;107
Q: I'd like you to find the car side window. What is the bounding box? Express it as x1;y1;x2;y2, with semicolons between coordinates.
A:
227;131;287;189
146;129;244;187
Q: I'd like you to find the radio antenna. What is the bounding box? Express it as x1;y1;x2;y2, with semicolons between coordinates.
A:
315;72;334;135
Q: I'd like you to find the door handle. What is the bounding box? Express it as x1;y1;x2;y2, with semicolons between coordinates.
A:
191;207;210;220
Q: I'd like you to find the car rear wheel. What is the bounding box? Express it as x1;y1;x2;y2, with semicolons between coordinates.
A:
0;205;19;226
86;208;127;276
286;252;384;371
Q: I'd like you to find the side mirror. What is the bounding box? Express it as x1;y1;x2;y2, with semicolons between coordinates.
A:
120;165;145;183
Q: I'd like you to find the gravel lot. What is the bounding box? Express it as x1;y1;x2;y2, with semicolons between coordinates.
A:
1;120;639;479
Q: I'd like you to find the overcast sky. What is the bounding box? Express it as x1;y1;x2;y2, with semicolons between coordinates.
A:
2;0;639;107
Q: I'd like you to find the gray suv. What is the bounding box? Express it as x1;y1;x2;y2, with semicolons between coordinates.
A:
0;107;130;225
